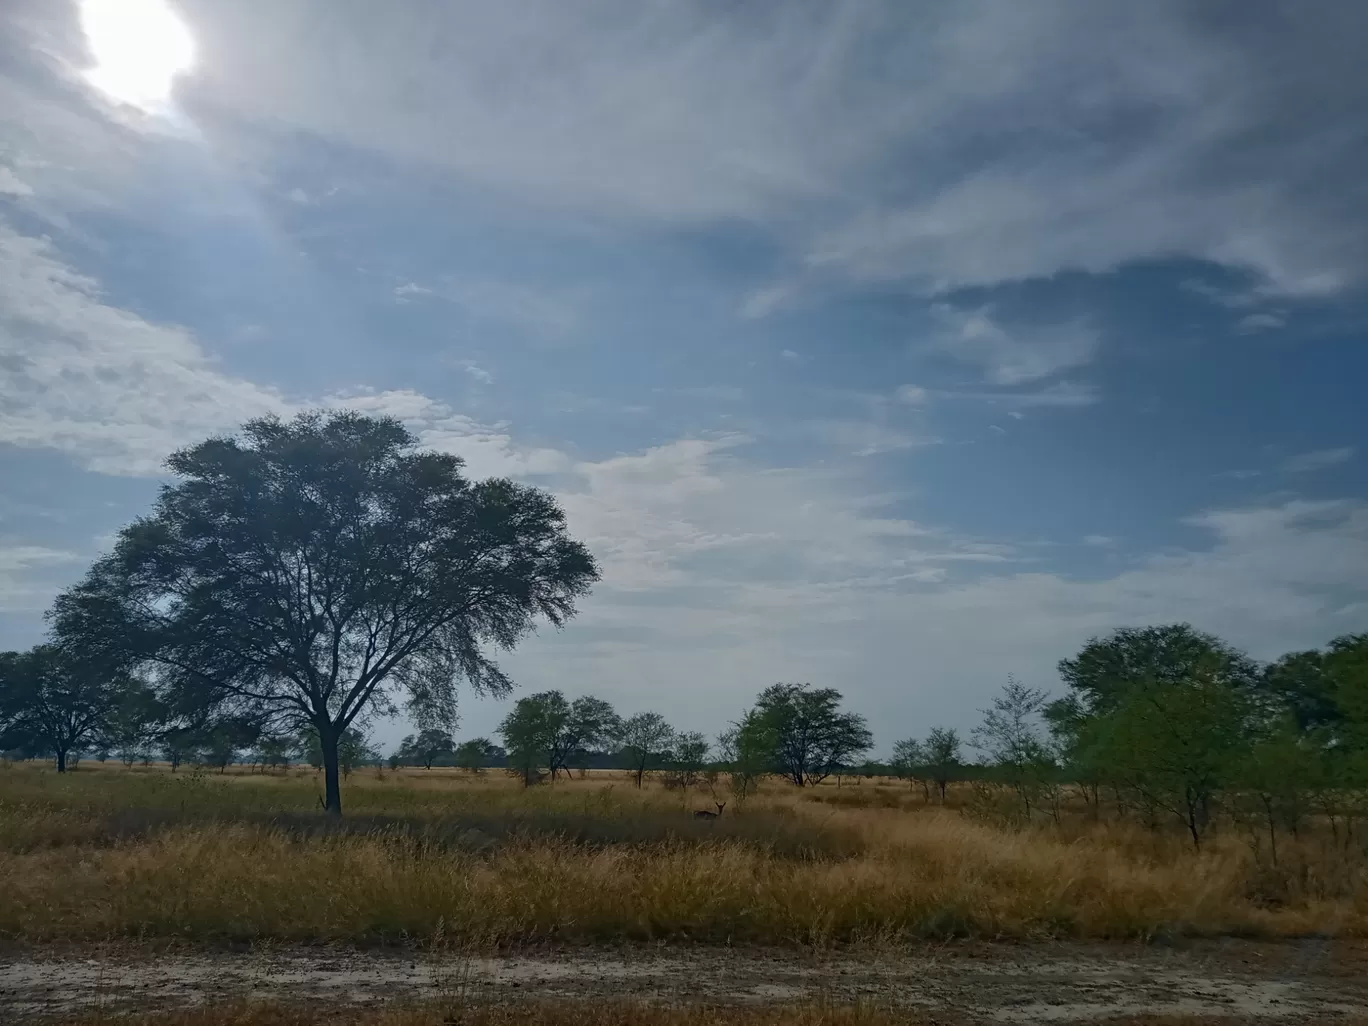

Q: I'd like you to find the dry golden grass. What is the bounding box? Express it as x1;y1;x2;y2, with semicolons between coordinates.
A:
1;761;1363;946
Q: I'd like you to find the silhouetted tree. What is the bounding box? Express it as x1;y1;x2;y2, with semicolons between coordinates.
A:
49;411;598;814
618;711;674;787
0;646;128;772
924;727;963;802
890;737;925;793
397;728;457;769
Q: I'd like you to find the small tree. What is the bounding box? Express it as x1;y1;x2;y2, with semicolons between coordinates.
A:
717;708;776;806
397;728;457;769
924;727;963;803
972;676;1056;820
255;734;295;772
198;717;261;773
618;712;675;788
160;724;198;772
0;646;127;772
755;683;873;786
667;730;710;789
1096;674;1251;849
499;692;561;786
50;411;599;815
560;696;620;778
454;737;499;773
890;737;926;794
103;680;163;768
1231;720;1322;867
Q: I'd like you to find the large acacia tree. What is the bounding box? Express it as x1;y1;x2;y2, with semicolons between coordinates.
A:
50;411;599;813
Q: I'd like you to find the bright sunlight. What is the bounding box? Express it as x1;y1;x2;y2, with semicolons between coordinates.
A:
80;0;195;111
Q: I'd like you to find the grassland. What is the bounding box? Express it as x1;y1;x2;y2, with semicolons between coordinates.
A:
1;759;1365;948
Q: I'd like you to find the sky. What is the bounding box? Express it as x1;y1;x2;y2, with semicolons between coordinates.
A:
1;0;1366;755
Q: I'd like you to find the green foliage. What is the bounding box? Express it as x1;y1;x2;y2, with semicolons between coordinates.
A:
1057;623;1262;716
753;683;873;786
49;410;599;814
454;737;501;773
498;691;618;785
717;708;775;805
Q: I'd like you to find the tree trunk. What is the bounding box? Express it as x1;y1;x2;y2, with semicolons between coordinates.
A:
55;747;68;773
319;724;343;816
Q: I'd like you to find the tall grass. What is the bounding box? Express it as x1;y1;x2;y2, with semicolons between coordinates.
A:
1;762;1363;946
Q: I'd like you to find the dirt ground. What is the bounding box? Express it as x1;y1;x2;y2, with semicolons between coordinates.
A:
3;940;1367;1024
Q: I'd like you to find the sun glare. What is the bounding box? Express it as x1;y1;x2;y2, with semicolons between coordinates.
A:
80;0;195;111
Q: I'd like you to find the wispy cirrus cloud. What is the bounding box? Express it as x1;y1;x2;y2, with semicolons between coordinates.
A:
0;0;1348;299
1282;447;1354;474
929;304;1099;385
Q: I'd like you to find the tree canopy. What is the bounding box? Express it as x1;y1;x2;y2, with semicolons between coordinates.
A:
49;410;599;812
0;645;129;771
755;682;872;786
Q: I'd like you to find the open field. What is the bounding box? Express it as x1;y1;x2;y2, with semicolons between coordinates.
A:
2;760;1366;947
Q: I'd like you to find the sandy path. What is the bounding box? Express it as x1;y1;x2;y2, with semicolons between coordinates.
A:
3;941;1366;1023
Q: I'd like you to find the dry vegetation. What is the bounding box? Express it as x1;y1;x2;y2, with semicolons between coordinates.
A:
1;760;1364;947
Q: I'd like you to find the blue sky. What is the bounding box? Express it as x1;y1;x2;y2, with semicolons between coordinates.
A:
2;0;1366;753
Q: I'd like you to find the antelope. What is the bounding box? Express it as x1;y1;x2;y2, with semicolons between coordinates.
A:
693;801;726;820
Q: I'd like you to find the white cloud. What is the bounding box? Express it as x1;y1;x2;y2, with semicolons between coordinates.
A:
910;380;1099;411
1082;534;1115;547
1236;311;1286;334
0;166;33;197
393;276;582;339
780;349;801;361
0;219;566;481
0;545;80;613
739;284;794;320
930;305;1099;385
462;361;494;385
895;384;929;406
1179;278;1261;310
0;221;288;475
1282;447;1354;474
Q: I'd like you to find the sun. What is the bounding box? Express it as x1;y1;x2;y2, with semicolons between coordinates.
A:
80;0;196;111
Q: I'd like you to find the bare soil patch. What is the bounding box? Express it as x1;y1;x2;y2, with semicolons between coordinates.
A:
3;941;1366;1024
